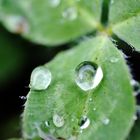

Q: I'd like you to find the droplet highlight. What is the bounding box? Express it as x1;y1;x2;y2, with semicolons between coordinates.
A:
53;114;64;127
30;66;52;90
62;7;77;21
75;61;103;91
79;116;90;129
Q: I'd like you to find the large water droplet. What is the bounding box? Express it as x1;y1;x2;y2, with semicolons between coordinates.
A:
4;15;29;34
102;118;110;125
49;0;61;7
62;7;77;21
30;66;52;90
131;79;140;96
75;61;103;91
53;114;64;127
79;116;90;129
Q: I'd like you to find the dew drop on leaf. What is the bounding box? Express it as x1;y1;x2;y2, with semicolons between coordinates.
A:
30;66;52;90
79;116;90;129
62;7;77;21
49;0;61;7
53;114;65;127
102;118;110;125
75;61;103;91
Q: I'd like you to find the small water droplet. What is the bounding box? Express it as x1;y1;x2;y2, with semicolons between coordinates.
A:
102;118;110;125
30;66;52;90
89;98;92;102
49;0;61;7
4;15;29;34
62;7;77;21
131;79;140;96
75;61;103;91
110;57;119;63
79;116;90;129
93;107;96;111
53;114;64;127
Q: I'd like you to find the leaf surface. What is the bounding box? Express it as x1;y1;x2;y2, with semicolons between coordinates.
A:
23;36;135;140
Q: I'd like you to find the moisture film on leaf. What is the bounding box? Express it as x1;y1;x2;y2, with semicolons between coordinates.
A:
23;36;135;140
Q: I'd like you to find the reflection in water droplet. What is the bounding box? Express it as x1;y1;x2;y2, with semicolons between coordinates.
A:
49;0;61;7
131;79;140;96
110;57;119;63
30;66;52;90
45;121;50;127
53;114;64;127
75;61;103;91
62;7;77;21
4;15;29;34
102;118;110;125
79;116;90;129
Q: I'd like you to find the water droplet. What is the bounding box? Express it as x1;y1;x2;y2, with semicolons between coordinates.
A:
89;98;93;102
75;61;103;91
49;0;61;7
53;114;64;127
62;7;77;21
110;57;119;63
30;66;52;90
79;116;90;129
93;107;96;111
131;79;140;96
102;118;110;125
4;15;29;34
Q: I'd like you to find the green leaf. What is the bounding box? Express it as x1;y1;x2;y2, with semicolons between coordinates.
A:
109;0;140;50
0;0;102;46
22;36;135;140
